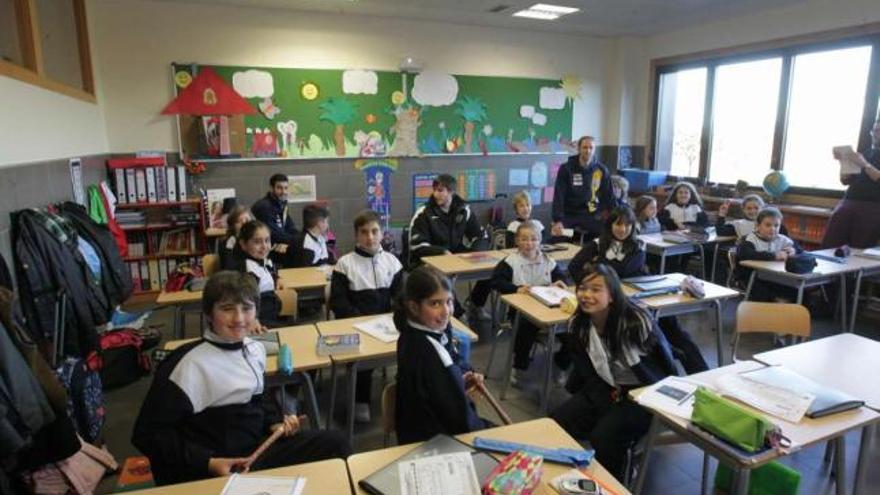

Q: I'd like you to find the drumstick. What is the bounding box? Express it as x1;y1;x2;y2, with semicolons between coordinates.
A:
475;382;513;425
238;415;306;471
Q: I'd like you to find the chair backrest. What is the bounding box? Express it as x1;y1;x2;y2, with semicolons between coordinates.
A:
733;301;811;360
381;382;397;446
491;226;508;250
725;247;738;288
202;254;220;278
276;287;299;318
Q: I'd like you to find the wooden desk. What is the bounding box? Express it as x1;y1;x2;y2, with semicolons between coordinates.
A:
754;333;880;494
423;243;581;282
124;458;351;495
164;325;330;427
346;418;630;495
279;266;333;319
502;242;582;267
631;361;880;495
317;314;478;448
624;272;740;365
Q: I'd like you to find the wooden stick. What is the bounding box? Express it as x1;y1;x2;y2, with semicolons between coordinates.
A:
476;382;513;425
237;415;307;471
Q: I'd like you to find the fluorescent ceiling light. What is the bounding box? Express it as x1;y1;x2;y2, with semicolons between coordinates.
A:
513;3;579;20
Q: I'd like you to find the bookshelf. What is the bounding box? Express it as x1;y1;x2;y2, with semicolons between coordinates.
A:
107;157;208;295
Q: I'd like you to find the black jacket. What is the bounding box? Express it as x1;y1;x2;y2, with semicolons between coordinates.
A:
12;209;107;358
217;235;241;271
132;334;279;485
330;247;403;319
289;231;336;268
394;312;485;444
569;238;647;283
251;193;299;245
58;202;133;307
551;156;614;226
409;195;488;264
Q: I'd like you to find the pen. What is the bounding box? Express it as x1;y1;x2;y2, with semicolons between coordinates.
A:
677;390;695;405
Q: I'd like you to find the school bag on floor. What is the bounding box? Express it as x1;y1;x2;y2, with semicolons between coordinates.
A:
56;358;105;444
87;328;155;390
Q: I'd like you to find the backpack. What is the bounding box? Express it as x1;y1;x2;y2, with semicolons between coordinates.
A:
56;358;105;444
87;329;153;390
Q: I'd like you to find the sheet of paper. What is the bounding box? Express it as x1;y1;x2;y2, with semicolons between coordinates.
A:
353;314;400;343
220;474;305;495
717;373;814;423
509;168;529;186
529;285;571;306
635;377;703;420
398;452;480;495
832;145;862;175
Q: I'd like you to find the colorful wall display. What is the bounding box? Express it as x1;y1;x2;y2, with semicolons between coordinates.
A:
355;159;398;227
170;63;577;160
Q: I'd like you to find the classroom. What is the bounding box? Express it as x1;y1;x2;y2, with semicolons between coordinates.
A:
2;0;880;493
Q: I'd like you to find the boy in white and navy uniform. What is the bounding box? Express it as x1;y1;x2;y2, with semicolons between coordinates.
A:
735;207;801;301
291;204;335;267
490;223;566;382
330;210;403;422
132;272;349;486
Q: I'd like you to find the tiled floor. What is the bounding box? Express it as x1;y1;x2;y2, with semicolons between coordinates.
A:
97;295;880;494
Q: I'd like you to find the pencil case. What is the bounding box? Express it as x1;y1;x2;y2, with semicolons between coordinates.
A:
691;387;786;453
481;450;542;495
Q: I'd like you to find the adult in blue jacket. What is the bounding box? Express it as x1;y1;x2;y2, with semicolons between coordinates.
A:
551;136;615;243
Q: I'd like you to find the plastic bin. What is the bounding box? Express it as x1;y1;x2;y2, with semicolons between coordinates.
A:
620;168;668;192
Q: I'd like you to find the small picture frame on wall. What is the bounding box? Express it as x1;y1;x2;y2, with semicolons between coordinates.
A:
286;175;317;203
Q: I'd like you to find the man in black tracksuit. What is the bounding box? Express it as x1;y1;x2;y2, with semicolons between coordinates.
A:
408;174;488;265
551;136;615;242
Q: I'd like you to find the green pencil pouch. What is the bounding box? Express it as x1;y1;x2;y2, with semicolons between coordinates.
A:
715;461;801;495
691;387;785;453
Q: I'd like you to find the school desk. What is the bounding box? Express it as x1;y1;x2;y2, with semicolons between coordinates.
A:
638;232;737;281
811;248;880;333
164;324;330;428
205;227;225;252
122;458;351;495
316;314;478;448
630;360;880;495
422;242;581;282
346;418;630;495
755;333;880;493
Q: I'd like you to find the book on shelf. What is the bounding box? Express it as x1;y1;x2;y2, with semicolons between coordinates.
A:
125;169;137;203
145;167;157;203
176;165;187;200
155;167;167;202
114;169;127;204
139;262;150;291
148;260;161;292
316;333;360;356
135;169;147;203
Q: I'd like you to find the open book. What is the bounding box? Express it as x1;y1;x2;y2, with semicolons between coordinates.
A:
354;314;400;343
528;286;571;307
220;474;305;495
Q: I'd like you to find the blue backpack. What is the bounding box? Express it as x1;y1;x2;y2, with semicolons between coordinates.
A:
57;357;105;443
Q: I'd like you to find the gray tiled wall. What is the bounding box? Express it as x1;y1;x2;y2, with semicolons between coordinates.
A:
0;155;107;279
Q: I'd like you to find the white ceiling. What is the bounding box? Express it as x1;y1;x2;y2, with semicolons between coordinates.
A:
148;0;808;37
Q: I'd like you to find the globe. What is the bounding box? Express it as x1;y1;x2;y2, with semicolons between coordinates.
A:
762;171;790;199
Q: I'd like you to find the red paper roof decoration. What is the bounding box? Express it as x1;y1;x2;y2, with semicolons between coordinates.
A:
161;67;256;116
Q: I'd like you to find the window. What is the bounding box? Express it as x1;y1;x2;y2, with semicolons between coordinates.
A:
708;58;782;186
651;31;880;193
782;46;873;189
0;0;94;102
655;68;707;178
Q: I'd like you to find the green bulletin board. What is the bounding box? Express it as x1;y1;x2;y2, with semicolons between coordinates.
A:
171;63;576;159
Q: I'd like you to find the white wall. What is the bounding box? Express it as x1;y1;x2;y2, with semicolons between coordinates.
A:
629;0;880;149
0;0;108;168
90;0;614;153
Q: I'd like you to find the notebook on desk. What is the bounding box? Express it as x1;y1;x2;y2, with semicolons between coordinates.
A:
740;365;865;419
359;434;498;495
623;275;680;292
855;247;880;260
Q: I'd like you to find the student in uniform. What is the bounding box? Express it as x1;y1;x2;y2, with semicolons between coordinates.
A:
634;195;660;235
551;263;676;480
235;220;288;328
132;271;349;486
290;204;335;267
251;174;299;266
218;205;252;271
551;136;615;243
716;194;765;238
658;181;707;230
408;173;488;265
504;190;544;247
330;210;404;423
489;222;566;385
736;207;801;302
394;266;490;444
610;175;631;208
569;207;708;374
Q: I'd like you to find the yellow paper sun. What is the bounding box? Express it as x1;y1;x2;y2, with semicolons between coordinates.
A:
560;74;582;103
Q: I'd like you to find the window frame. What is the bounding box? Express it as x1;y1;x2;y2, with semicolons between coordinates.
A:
648;24;880;197
0;0;95;103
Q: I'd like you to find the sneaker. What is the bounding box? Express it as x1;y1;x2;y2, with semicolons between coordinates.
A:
354;403;371;423
510;369;527;389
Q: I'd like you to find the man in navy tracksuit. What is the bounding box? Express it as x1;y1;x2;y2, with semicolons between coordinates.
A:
251;174;299;266
551;136;615;243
